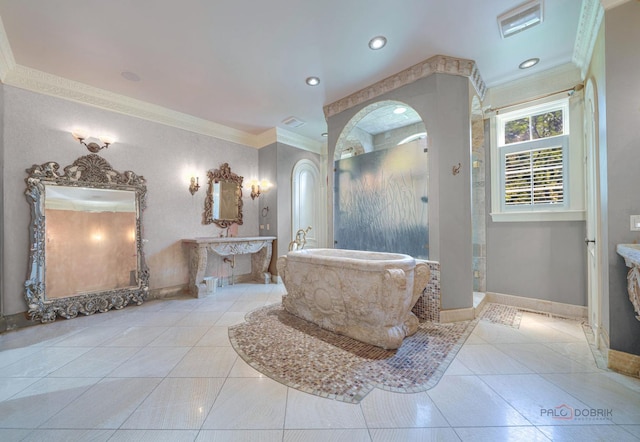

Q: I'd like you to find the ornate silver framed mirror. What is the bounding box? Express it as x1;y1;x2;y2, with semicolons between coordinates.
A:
24;154;149;323
203;163;244;228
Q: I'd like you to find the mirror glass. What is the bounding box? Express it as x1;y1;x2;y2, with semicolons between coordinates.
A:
45;186;138;299
204;163;243;228
333;100;429;258
25;154;149;323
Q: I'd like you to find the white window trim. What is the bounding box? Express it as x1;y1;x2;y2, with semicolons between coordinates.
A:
490;97;585;222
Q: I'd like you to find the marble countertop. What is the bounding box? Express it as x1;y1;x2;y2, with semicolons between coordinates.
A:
617;244;640;267
183;236;276;244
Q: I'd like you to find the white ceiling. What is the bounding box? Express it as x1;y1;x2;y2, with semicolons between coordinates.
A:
0;0;584;145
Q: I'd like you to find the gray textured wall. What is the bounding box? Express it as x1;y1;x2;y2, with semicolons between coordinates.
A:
604;2;640;355
1;86;259;316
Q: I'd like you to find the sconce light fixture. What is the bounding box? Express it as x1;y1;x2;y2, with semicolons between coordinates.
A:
189;177;200;195
249;179;271;200
72;130;115;153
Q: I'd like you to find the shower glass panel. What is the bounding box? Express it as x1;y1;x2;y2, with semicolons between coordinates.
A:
334;141;428;258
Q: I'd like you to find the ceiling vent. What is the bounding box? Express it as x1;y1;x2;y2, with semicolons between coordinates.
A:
498;0;543;39
282;116;306;128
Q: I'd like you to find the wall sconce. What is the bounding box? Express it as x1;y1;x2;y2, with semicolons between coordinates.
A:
72;130;115;153
189;177;200;195
249;179;271;200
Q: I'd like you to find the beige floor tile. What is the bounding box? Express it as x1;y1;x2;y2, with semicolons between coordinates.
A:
493;343;599;374
48;346;140;378
122;378;225;429
370;428;459;441
109;429;200;441
202;377;287;429
454;426;549;442
479;374;599;426
360;389;448;428
285;388;367;429
0;377;100;428
454;344;534;375
197;429;284;441
168;346;238;377
148;326;210;347
196;326;232;346
106;346;189;377
285;429;372;442
42;377;161;429
537;424;640;441
227;356;265;377
20;429;115;441
428;375;529;427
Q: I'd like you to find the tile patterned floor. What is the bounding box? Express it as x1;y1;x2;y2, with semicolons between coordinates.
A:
0;283;639;441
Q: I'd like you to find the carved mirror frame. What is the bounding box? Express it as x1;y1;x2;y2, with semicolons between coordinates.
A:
24;154;149;323
203;162;244;228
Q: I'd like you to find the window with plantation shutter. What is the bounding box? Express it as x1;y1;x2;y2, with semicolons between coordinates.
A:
496;99;569;213
504;145;564;206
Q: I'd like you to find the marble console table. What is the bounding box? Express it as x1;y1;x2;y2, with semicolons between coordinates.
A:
617;244;640;321
183;236;276;298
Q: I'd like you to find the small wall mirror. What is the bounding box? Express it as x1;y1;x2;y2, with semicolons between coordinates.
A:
204;163;243;228
25;154;149;322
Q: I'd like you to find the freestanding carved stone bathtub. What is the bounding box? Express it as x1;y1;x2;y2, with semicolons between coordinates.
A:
277;248;430;349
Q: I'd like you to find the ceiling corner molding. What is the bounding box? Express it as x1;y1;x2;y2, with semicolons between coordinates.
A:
323;54;487;119
3;64;259;147
573;0;604;79
274;127;324;153
0;16;16;82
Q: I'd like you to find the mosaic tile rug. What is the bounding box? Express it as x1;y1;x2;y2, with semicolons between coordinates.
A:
229;304;475;403
479;302;523;328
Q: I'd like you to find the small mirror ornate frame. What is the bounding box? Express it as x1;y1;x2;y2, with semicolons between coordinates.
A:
24;154;149;323
203;163;244;228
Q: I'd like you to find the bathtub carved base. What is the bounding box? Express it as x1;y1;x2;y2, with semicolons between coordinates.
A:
278;249;430;350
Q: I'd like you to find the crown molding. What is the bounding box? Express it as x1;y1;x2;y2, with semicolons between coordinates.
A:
0;17;322;152
600;0;633;10
1;58;319;151
0;16;16;82
275;127;325;154
323;54;486;119
4;64;262;146
573;0;604;79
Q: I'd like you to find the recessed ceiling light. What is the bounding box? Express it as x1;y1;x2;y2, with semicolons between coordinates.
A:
498;0;543;39
393;106;407;115
321;132;328;137
305;76;320;86
121;71;141;82
368;36;387;50
519;57;540;69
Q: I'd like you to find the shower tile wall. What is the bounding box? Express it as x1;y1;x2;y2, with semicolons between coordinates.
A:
472;117;487;292
334;142;429;259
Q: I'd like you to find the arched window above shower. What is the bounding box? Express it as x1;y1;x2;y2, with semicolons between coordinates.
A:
334;100;427;160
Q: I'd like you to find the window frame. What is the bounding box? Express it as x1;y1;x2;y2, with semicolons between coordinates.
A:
490;97;585;222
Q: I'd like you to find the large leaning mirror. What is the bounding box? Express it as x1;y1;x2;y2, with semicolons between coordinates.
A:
25;154;149;323
203;162;243;228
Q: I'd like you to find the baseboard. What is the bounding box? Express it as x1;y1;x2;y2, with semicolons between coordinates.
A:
484;292;587;320
439;307;475;323
608;349;640;379
0;312;36;333
148;284;188;299
473;292;489;318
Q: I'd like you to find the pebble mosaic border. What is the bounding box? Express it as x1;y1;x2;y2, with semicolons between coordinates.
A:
229;303;475;404
479;302;523;328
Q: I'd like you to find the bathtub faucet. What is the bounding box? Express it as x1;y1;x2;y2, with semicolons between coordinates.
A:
289;226;312;251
